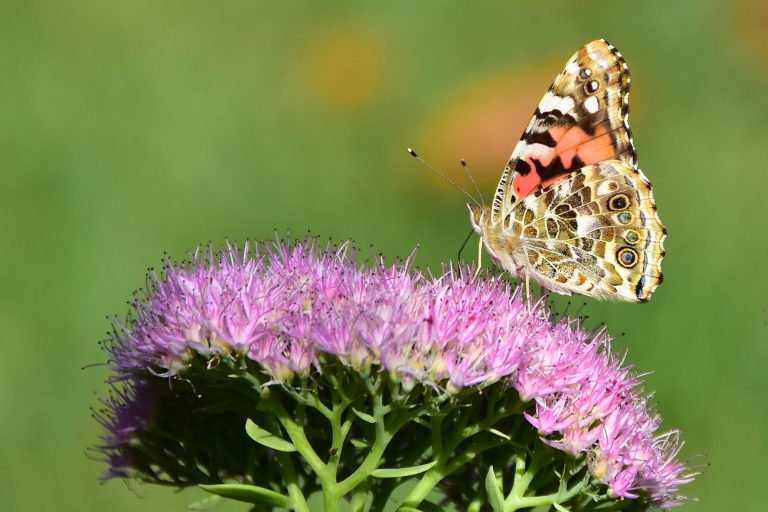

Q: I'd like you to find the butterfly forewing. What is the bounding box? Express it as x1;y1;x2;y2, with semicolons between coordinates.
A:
492;39;636;224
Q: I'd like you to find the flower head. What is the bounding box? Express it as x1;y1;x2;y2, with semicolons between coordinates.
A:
98;236;695;508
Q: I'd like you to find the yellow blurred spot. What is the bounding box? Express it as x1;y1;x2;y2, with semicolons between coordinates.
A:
738;0;768;63
419;64;557;195
304;30;380;108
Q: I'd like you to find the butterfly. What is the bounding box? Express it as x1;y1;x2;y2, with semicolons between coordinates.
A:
468;39;665;302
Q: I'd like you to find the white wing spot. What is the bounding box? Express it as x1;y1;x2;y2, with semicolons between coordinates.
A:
559;96;575;113
540;94;575;114
539;92;559;113
584;95;600;114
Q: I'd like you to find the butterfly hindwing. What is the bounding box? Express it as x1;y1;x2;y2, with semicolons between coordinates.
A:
511;161;665;302
492;39;635;224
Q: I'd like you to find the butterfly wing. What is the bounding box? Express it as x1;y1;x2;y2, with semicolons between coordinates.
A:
491;39;635;224
511;160;665;303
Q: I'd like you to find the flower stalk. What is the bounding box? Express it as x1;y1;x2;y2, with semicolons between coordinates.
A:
93;237;695;510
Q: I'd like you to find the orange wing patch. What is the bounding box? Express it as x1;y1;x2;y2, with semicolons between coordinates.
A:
550;125;615;169
511;124;617;199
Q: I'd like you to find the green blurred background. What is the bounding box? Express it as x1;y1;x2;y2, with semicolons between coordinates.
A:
2;0;766;510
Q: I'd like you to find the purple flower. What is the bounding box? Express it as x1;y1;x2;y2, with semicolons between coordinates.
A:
92;381;157;480
99;237;695;507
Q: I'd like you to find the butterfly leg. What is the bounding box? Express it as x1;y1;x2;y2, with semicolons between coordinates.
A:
525;268;531;307
474;238;483;278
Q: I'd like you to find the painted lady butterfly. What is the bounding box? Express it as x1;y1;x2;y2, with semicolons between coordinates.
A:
468;39;665;302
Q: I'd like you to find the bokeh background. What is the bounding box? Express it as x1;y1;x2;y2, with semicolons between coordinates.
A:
2;0;767;510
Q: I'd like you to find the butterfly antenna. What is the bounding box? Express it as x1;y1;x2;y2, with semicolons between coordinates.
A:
407;148;480;206
460;158;486;205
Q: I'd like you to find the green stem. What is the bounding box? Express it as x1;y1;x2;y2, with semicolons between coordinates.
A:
325;387;349;479
401;435;506;507
275;450;310;512
335;401;414;496
252;384;314;512
263;390;327;481
349;479;370;512
504;476;587;511
508;452;533;500
400;396;526;508
400;402;479;507
503;451;588;512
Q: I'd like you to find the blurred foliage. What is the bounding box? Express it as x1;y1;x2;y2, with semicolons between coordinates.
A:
1;0;766;511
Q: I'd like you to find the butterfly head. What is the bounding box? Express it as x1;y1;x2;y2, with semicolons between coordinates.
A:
467;203;490;235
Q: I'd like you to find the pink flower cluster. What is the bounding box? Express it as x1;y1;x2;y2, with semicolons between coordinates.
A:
106;237;693;506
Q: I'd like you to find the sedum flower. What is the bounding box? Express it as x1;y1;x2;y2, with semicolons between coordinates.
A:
94;237;695;511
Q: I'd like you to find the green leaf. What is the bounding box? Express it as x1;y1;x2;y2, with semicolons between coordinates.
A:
352;407;376;423
199;484;293;508
553;504;570;512
350;438;370;449
488;428;510;440
371;460;437;478
245;419;297;452
187;495;222;510
485;466;504;512
398;508;422;512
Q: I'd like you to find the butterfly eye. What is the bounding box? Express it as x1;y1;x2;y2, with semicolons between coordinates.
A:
579;68;592;79
617;247;639;268
585;80;600;93
608;193;630;211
